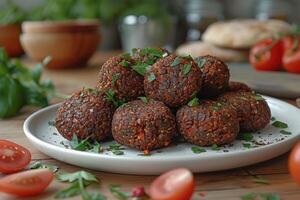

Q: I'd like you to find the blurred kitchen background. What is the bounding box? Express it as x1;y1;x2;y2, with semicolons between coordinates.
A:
1;0;300;51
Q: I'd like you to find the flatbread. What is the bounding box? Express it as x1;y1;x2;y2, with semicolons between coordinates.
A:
202;19;291;49
176;41;248;62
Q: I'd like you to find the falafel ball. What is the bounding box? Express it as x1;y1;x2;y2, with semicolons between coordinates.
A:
144;54;203;107
55;88;115;141
228;81;252;92
197;55;230;97
96;54;144;101
218;91;271;132
112;99;176;151
132;47;169;65
176;99;239;146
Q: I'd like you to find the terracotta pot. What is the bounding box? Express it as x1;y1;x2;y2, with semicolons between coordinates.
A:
21;20;101;69
0;24;24;57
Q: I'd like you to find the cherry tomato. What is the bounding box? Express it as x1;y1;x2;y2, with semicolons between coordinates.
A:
282;36;300;74
149;168;195;200
0;140;31;173
289;141;300;186
0;169;54;196
249;38;283;71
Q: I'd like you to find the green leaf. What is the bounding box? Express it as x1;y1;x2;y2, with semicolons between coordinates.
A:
109;185;130;200
112;73;120;85
89;192;107;200
272;121;288;129
243;143;252;149
271;116;276;121
119;60;130;68
183;64;191;76
90;142;103;153
191;147;206;154
28;161;59;173
55;182;81;198
171;57;182;67
279;130;292;135
147;73;156;82
108;143;125;155
252;177;270;185
253;94;265;101
195;57;206;68
260;193;281;200
138;96;148;104
120;53;131;60
237;133;253;142
132;63;149;76
211;144;220;151
57;171;99;183
240;193;256;200
188;97;199;107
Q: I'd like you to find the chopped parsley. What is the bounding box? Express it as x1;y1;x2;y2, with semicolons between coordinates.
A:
240;193;256;200
253;94;265;101
211;144;220;151
191;146;206;154
108;143;125;155
195;57;206;68
243;143;252;149
112;73;120;85
28;161;59;173
48;120;55;126
109;185;131;200
240;192;280;200
132;63;149;76
138;96;148;104
119;60;130;68
105;89;125;107
280;130;292;135
120;53;131;60
238;133;253;141
271;116;276;121
188;97;199;107
183;64;192;76
272;121;288;128
147;73;156;82
171;57;182;67
69;134;103;153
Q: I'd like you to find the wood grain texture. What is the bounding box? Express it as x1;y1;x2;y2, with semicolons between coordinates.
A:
0;52;299;200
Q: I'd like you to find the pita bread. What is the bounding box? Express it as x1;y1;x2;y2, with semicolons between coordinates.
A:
202;19;291;49
176;41;248;62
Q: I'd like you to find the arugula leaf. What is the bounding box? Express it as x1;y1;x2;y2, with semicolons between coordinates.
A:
191;147;206;154
183;64;191;76
109;185;130;200
272;121;288;129
28;161;59;173
188;97;199;107
147;73;156;82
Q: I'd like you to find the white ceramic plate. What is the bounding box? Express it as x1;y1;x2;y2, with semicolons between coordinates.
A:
23;96;300;175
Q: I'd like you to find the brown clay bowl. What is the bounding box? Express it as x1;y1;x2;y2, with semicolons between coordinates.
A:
21;20;101;69
0;24;24;57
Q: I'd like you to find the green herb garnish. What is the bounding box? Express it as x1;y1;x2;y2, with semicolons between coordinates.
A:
211;144;220;151
238;133;253;141
147;73;156;82
260;193;281;200
253;94;265;101
132;63;149;76
119;60;130;68
272;121;288;128
188;97;199;107
243;143;252;149
69;134;103;153
183;64;192;76
28;161;59;173
280;130;292;135
171;57;182;67
195;57;206;68
120;53;131;60
105;89;125;107
240;192;257;200
109;185;131;200
271;116;276;121
112;73;120;85
191;147;206;154
138;96;148;104
252;177;270;185
108;143;125;155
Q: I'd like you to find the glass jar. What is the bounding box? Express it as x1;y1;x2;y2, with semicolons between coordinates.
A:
256;0;291;22
184;0;224;41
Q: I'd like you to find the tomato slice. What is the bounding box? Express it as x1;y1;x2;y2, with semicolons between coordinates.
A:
249;38;283;71
0;169;54;196
149;168;195;200
289;142;300;186
282;36;300;74
0;140;31;173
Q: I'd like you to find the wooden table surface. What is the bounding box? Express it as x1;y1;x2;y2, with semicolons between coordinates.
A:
1;52;300;200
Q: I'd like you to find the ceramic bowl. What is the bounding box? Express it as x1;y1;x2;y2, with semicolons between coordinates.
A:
21;20;100;69
0;24;24;57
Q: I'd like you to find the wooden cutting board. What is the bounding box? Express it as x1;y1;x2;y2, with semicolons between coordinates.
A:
229;63;300;98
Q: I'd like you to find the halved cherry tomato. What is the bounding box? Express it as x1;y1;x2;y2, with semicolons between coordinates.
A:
0;169;54;196
282;36;300;74
289;141;300;186
249;38;283;71
0;140;31;173
149;168;195;200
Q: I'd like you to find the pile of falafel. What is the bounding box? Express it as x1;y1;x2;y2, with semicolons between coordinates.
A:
55;48;271;153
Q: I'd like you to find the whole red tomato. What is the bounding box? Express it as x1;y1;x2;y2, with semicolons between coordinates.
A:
289;141;300;186
282;36;300;74
249;38;283;71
